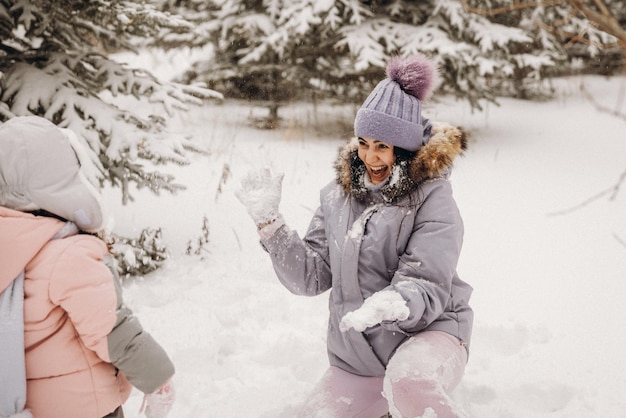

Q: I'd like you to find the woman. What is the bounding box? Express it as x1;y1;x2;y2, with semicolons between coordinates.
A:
237;55;473;417
0;116;175;418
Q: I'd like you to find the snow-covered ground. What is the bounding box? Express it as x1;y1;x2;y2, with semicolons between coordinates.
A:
104;59;626;417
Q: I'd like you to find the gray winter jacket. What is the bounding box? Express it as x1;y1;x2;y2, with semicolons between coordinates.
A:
261;122;474;377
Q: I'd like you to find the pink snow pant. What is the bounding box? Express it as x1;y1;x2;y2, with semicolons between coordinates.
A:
297;331;468;418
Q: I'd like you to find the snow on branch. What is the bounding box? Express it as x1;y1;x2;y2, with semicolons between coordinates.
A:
1;0;224;205
337;22;388;71
2;53;221;204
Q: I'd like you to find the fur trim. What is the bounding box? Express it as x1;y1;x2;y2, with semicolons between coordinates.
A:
335;121;467;203
411;122;467;181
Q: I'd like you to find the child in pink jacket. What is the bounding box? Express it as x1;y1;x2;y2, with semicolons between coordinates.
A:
0;116;175;418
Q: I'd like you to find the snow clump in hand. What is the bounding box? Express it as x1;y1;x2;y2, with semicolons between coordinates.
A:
340;290;409;332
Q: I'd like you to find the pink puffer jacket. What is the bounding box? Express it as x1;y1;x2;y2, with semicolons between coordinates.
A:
0;207;173;418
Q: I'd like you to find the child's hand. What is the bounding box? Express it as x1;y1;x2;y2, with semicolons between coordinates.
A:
340;290;409;332
141;378;175;418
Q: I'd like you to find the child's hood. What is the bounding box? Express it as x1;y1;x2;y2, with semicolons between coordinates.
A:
0;116;104;233
0;206;64;292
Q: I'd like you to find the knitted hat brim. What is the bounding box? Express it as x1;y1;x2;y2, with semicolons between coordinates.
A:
354;108;425;152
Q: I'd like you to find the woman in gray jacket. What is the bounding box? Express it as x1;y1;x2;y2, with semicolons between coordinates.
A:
237;55;473;418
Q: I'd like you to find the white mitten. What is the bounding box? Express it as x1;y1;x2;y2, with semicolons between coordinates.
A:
141;379;175;418
235;168;284;227
340;290;409;332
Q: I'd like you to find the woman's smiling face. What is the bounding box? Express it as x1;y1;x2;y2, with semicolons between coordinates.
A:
357;137;396;185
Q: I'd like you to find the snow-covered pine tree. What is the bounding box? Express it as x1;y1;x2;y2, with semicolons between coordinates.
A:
463;0;625;76
0;0;222;276
166;0;360;128
0;0;222;203
172;0;566;120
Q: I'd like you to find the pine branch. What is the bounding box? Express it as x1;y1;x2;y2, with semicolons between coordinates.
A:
2;50;221;202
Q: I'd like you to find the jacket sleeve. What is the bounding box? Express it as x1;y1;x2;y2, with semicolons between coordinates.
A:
261;206;333;296
384;179;464;335
49;236;174;394
104;256;175;394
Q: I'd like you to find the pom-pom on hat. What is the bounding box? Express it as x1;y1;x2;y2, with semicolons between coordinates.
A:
0;116;104;232
354;54;440;152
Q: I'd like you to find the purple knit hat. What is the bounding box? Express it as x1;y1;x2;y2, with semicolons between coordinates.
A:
354;54;440;152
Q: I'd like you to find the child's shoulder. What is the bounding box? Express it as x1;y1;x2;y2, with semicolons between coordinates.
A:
44;233;108;261
27;233;112;287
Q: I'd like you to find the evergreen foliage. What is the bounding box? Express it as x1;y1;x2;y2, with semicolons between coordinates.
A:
0;0;221;277
171;0;565;118
0;0;222;204
168;0;624;120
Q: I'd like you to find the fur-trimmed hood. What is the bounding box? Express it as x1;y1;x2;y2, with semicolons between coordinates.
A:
335;121;467;203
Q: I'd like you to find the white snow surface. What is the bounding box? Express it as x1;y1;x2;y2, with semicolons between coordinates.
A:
104;54;626;417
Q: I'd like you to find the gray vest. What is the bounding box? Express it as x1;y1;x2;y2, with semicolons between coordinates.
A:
0;271;28;416
0;224;74;417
